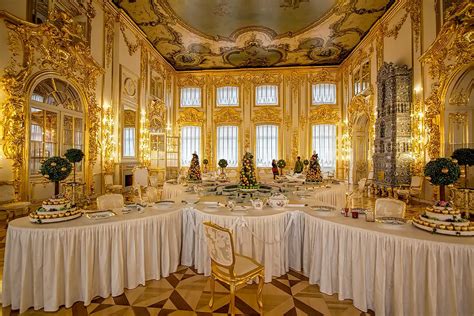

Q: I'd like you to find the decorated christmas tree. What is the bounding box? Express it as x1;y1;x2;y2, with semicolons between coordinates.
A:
187;152;202;182
239;151;259;189
306;152;323;182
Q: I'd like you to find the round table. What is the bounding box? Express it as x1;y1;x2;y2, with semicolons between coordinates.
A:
302;210;474;316
181;198;302;282
2;206;182;313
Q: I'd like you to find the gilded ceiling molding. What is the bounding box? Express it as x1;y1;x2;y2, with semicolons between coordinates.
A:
213;108;242;125
252;107;282;124
309;105;340;124
420;0;473;158
381;9;409;39
176;108;205;126
0;9;102;195
119;23;140;56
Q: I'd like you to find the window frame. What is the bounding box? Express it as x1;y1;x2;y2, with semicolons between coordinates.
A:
311;124;337;174
180;125;202;166
216;86;240;107
255;124;279;168
28;80;84;177
180;86;202;108
255;84;279;106
353;60;371;96
216;125;239;168
311;83;337;105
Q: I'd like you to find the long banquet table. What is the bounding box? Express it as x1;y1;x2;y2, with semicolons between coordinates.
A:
181;199;302;282
2;206;182;313
302;210;474;316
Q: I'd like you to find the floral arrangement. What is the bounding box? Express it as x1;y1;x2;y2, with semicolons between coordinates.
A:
434;200;453;208
218;159;228;169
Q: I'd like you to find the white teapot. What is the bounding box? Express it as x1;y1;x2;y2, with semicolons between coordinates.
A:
250;198;265;210
267;193;289;210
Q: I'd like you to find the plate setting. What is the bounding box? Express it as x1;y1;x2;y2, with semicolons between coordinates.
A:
375;216;408;225
85;210;117;220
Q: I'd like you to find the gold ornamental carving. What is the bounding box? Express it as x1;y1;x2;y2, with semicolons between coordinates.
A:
420;0;473;158
252;107;282;124
119;23;140;56
177;108;205;126
177;74;206;87
214;108;242;125
307;69;336;83
149;99;166;131
104;7;117;67
0;10;102;196
309;105;340;124
449;112;467;123
245;72;283;85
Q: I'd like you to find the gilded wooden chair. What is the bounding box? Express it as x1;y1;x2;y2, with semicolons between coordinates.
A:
203;221;264;315
97;193;124;210
395;175;423;203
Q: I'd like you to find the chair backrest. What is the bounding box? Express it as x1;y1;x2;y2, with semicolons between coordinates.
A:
97;194;124;210
31;182;54;203
145;186;160;203
104;174;114;186
203;221;235;269
411;176;423;188
149;175;159;187
358;178;367;192
375;198;406;218
0;183;15;203
133;167;149;187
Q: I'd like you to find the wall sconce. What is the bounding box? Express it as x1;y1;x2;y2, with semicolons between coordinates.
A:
102;103;116;173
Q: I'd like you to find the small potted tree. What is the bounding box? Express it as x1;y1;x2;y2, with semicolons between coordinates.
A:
303;159;309;172
424;157;460;202
218;159;228;182
451;148;474;188
202;158;209;174
65;148;84;183
277;159;286;176
40;156;73;196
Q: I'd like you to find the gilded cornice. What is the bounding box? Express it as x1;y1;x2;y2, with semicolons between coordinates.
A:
213;108;242;125
177;108;205;126
309;105;340;124
251;107;282;124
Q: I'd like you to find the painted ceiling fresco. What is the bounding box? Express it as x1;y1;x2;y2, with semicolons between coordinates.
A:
115;0;394;70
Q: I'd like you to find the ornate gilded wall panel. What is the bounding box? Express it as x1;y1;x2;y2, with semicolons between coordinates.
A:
420;0;473;159
213;108;242;125
309;105;340;124
0;10;102;196
251;107;281;124
177;108;205;126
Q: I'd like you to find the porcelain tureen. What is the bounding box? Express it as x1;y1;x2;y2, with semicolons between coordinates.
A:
267;193;289;210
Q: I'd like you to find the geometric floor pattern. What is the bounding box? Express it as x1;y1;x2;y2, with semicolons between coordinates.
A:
2;265;374;315
1;195;426;315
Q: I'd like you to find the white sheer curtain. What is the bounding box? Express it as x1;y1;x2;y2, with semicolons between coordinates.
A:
181;126;201;166
312;124;336;173
180;87;201;107
256;125;278;167
256;85;278;105
312;83;336;105
217;86;239;106
217;126;238;167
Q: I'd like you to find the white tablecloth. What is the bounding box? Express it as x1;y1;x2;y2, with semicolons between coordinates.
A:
302;211;474;316
310;183;347;210
162;182;187;201
2;206;182;313
181;203;302;282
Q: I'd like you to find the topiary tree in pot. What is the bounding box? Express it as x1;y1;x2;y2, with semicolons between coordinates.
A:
277;159;286;176
40;157;73;196
424;157;460;201
451;148;474;188
64;148;84;183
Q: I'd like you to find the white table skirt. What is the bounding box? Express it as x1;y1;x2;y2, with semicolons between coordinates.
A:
162;183;187;201
2;207;182;313
302;212;474;316
181;206;302;282
311;184;347;210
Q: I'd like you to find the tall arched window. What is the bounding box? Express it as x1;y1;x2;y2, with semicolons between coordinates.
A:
29;78;84;175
